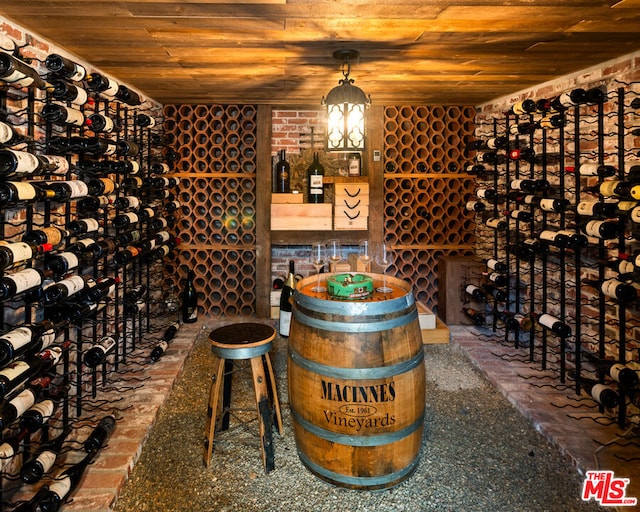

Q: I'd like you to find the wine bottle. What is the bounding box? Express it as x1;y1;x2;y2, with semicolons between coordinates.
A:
509;121;538;135
510;178;550;192
498;311;533;331
586;179;640;200
73;136;117;156
81;276;118;303
571;372;619;408
85;112;119;133
537;313;572;337
49;78;89;106
116;140;140;158
485;258;508;273
306;152;324;203
584;278;637;304
487;272;508;287
478;151;506;165
0;52;47;89
508;209;533;222
113;212;139;229
23;226;67;248
84;414;117;452
576;200;618;218
42;180;90;202
464;163;486;175
0;181;56;207
465;200;486;212
0;240;53;271
20;396;58;433
464;284;486;301
538;113;566;129
0;149;63;179
581;351;639;389
484;217;508;230
115;84;142;106
41;275;90;305
550;88;588;110
348;152;361;176
580;220;621;240
66;218;102;238
135;113;156;127
0;375;53;429
45;251;84;277
40;103;85;127
150;322;180;362
507;147;536;162
85;72;119;98
0;427;32;472
0;320;59;366
528;196;570;213
274;149;290;193
575;163;617;177
83;335;118;368
279;260;295;337
44;53;86;81
486;136;507;149
0;119;27;147
475;188;499;200
510;99;536;115
113;245;141;266
481;283;507;302
462;307;485;326
181;271;198;323
21;425;73;484
86;238;117;260
539;229;570;248
0;267;47;302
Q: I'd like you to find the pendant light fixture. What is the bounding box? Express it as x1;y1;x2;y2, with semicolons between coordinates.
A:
322;49;371;152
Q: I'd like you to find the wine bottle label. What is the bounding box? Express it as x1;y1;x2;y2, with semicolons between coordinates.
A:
44;155;70;174
630;184;640;200
539;230;557;242
476;188;490;198
309;175;323;194
10;388;36;417
96;335;117;354
60;275;86;296
485;218;504;229
488;272;502;283
609;364;626;384
279;310;292;336
6;149;39;174
0;122;14;144
465;284;480;295
0;360;29;380
578;164;600;176
4;242;33;263
584;220;604;237
75;238;96;249
156;231;171;243
57;104;85;126
3;69;34;86
538;313;559;330
1;326;33;351
40;227;64;246
10;182;37;201
155;218;168;229
539;199;558;212
0;442;16;467
155;162;170;174
126;196;141;209
57;180;88;199
100;178;116;195
156;340;168;353
617;260;635;274
40;327;57;348
486;259;499;271
9;268;42;294
68;64;86;82
100;115;115;132
57;252;80;270
124;212;139;223
36;449;57;474
601;279;622;299
522;195;535;205
576;201;599;216
598;181;619;197
49;475;72;500
129;160;141;174
141;207;155;218
28;399;55;422
617;200;637;212
590;384;608;405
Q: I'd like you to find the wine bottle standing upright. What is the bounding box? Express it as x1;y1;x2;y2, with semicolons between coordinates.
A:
182;270;198;323
274;149;290;193
306;152;324;203
279;260;295;337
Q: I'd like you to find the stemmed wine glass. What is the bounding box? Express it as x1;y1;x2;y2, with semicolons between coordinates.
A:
375;241;394;293
327;239;342;273
358;239;371;273
310;242;326;292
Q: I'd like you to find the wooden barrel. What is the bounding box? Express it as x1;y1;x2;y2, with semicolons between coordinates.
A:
288;274;426;490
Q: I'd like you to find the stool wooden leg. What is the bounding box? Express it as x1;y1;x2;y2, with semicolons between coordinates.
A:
249;356;275;473
220;358;234;431
262;353;283;436
203;357;226;467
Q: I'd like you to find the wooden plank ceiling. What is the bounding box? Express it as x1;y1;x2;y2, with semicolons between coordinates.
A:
1;1;640;106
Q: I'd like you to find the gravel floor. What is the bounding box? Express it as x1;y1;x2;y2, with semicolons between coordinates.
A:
112;328;603;512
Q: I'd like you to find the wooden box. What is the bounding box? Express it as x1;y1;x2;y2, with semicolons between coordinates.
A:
271;193;303;204
335;183;369;204
334;210;368;230
437;255;485;325
270;203;333;230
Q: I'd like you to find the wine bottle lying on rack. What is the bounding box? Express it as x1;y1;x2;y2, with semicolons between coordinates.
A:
581;350;639;389
464;284;486;301
45;53;86;82
0;320;61;366
583;278;638;304
463;307;485;326
83;335;118;368
0;267;50;303
537;313;572;337
0;52;48;89
569;371;619;408
21;425;73;484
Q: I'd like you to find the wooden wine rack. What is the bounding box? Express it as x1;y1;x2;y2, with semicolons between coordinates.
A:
383;105;477;310
162;104;257;317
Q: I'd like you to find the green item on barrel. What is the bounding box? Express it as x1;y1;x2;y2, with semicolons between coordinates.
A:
326;273;374;299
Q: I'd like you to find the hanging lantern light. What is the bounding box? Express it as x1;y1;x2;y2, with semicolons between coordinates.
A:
322;49;371;152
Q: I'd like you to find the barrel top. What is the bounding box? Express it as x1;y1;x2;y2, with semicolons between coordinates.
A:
209;322;276;349
296;273;412;302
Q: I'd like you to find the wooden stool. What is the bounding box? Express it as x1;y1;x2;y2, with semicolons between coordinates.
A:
203;323;283;473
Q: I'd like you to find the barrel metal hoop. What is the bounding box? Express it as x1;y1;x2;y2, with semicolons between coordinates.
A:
291;407;424;447
293;307;418;333
297;449;420;488
294;289;415;317
211;343;271;360
289;345;424;380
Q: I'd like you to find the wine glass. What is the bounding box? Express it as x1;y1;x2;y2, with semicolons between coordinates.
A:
375;241;394;293
327;239;342;273
310;242;326;292
358;239;371;273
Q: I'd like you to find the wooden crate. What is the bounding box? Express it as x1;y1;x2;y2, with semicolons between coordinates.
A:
272;193;304;204
270;203;332;230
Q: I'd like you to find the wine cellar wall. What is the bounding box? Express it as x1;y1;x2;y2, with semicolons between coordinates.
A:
162;104;257;317
383;105;477;309
469;67;640;425
0;26;183;506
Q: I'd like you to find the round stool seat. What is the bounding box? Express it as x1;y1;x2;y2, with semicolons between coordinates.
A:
209;323;276;360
